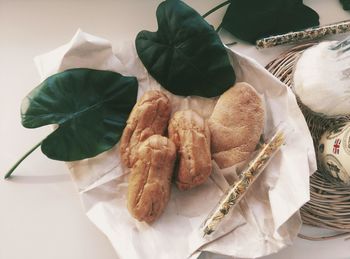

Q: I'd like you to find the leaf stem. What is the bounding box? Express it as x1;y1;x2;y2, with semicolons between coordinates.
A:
4;140;43;179
202;1;230;18
216;23;223;33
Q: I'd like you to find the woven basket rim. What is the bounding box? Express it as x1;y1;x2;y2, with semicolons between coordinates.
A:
266;42;350;240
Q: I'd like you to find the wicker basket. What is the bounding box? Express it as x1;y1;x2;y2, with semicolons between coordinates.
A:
266;43;350;240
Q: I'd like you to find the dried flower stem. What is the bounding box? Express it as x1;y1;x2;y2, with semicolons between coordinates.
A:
256;19;350;49
202;130;285;236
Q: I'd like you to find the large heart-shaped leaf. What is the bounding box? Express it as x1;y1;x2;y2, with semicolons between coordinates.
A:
136;0;235;98
221;0;319;44
21;68;138;161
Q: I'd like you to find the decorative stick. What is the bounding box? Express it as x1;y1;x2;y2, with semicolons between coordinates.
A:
256;20;350;49
201;128;286;237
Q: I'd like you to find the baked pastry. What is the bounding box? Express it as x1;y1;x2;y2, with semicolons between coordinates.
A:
168;110;212;190
127;135;176;223
208;82;264;169
120;90;171;168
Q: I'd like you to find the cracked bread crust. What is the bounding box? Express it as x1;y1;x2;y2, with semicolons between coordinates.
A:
168;110;212;190
127;135;176;223
208;82;265;169
120;90;171;168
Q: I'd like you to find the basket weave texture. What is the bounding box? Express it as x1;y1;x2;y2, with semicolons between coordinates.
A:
265;43;350;236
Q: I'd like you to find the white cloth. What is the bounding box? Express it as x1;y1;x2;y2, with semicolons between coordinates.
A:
34;30;316;259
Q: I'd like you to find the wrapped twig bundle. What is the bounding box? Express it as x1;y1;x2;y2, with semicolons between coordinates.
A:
201;128;285;236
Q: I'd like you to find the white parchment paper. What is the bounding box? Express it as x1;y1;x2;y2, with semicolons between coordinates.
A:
34;30;316;259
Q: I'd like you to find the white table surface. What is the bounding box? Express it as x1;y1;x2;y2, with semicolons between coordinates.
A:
1;1;350;259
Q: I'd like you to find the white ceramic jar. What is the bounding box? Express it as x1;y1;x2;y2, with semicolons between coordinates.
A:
318;122;350;185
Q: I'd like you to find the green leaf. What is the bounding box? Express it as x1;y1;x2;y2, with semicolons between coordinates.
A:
135;0;235;98
221;0;319;44
340;0;350;10
21;68;138;161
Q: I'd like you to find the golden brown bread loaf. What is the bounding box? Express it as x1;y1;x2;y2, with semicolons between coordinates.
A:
208;82;265;169
168;110;212;190
120;90;171;168
127;135;176;223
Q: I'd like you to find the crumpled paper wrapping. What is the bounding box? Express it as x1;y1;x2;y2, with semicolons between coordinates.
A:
34;30;316;259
